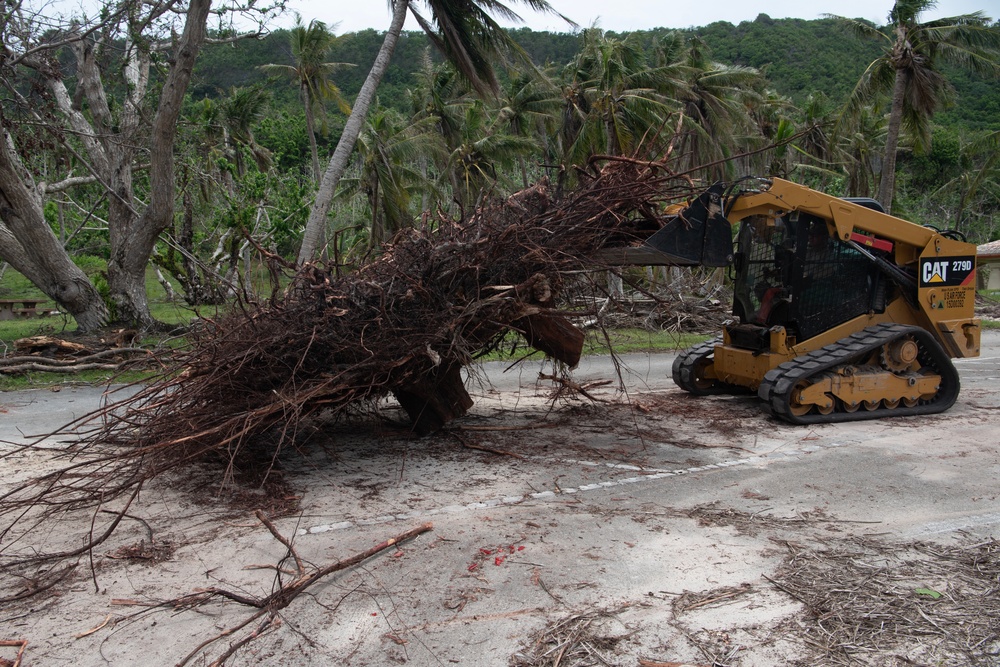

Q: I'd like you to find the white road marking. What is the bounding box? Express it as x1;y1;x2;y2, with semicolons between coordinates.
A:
298;442;847;536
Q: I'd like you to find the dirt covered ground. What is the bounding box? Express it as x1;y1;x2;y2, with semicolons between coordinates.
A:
1;335;999;667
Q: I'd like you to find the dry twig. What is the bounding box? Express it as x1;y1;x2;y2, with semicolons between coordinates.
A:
164;518;433;666
512;606;632;666
0;640;27;667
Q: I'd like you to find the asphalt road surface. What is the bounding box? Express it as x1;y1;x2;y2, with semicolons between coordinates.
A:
1;331;999;666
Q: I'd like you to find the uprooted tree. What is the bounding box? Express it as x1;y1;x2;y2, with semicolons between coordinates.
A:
0;158;697;572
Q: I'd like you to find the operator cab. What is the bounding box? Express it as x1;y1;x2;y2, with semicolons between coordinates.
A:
728;206;888;350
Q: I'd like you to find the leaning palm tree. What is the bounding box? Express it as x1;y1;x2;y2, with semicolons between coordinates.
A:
796;92;838;175
261;16;353;181
297;0;571;265
837;103;887;198
831;0;1000;213
222;85;274;177
744;90;796;177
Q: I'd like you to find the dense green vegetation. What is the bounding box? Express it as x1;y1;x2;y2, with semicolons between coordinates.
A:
194;18;999;132
187;16;1000;243
2;8;999;335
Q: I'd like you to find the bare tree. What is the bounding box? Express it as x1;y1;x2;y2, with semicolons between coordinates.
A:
0;0;280;330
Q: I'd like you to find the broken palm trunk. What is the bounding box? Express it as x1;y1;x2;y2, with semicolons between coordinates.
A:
393;271;585;433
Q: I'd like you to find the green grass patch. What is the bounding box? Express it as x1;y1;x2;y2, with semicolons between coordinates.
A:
980;293;1000;305
583;328;709;355
0;315;71;345
0;369;155;392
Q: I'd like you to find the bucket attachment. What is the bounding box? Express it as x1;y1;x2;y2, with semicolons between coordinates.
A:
644;183;734;267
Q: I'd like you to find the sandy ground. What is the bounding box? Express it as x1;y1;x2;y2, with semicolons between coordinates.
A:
1;333;999;666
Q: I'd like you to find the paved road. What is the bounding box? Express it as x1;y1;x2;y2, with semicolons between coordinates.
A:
2;331;999;666
4;330;998;440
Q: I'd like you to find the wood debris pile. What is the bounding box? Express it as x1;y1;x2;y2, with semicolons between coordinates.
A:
772;536;1000;666
0;334;151;374
0;160;697;562
511;607;631;666
583;267;732;333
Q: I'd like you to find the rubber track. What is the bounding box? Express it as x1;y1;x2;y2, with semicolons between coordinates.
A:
757;323;960;424
672;337;751;396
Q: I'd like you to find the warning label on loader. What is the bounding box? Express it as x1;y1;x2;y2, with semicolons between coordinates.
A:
941;288;967;310
919;256;976;288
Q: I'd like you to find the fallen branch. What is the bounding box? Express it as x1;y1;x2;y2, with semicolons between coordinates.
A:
0;348;151;367
449;431;525;459
0;362;119;374
171;520;433;666
452;422;563;432
0;640;27;667
538;372;613;402
0;564;77;604
73;614;111;639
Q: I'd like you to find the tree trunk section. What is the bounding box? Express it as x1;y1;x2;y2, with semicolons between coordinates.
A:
513;311;585;368
108;0;211;329
877;67;908;215
297;0;409;265
393;362;474;436
0;140;107;331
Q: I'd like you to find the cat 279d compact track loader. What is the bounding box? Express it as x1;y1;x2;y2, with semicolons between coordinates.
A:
626;177;981;424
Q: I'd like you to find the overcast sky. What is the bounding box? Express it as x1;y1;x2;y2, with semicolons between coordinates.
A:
280;0;995;34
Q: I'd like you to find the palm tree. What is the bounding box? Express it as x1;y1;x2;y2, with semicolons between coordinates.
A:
222;85;273;177
796;92;838;175
742;89;796;177
671;36;764;180
558;29;681;169
261;16;353;181
187;86;272;196
408;53;470;153
407;55;471;211
447;99;538;210
297;0;570;265
837;103;887;198
832;1;1000;213
339;106;445;248
493;69;560;187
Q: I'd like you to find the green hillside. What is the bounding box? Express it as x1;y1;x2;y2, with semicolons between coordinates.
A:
194;17;998;131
